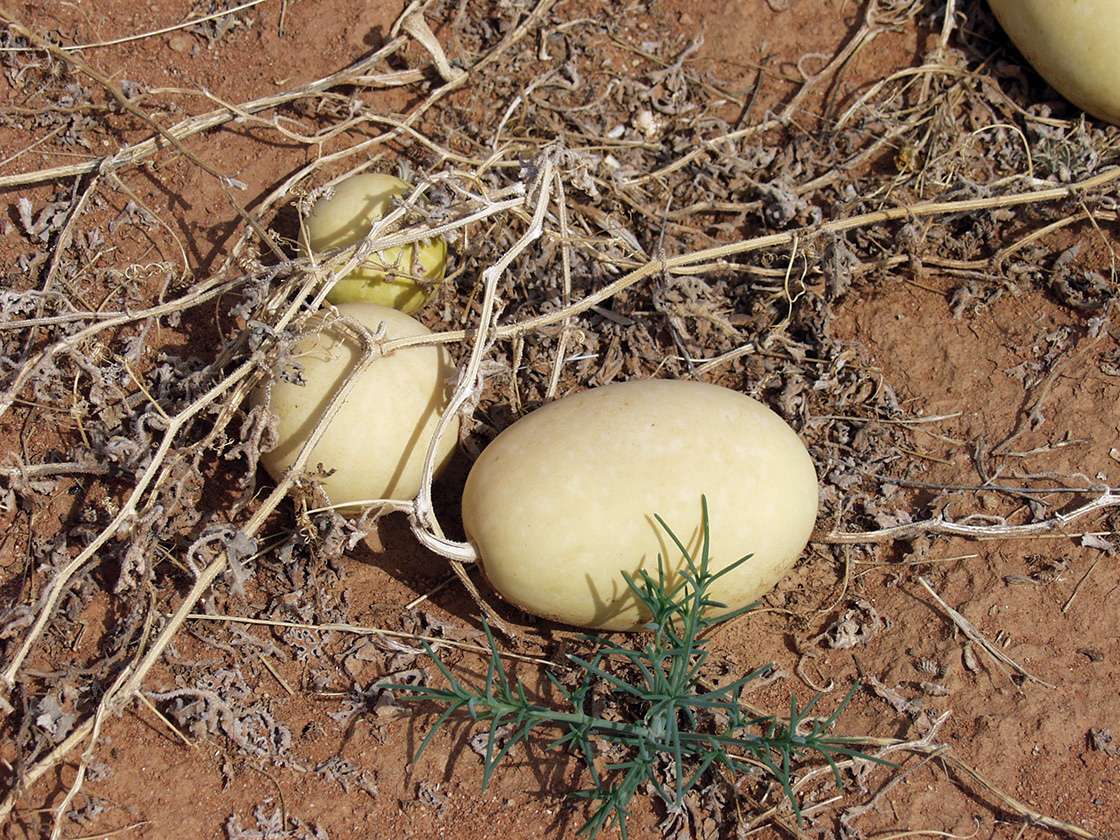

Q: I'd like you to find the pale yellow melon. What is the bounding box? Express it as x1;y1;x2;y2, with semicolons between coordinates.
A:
462;380;819;630
252;302;458;510
988;0;1120;125
300;173;447;313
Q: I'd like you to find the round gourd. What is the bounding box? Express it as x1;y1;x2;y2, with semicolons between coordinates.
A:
461;380;819;630
987;0;1120;126
300;173;448;313
251;302;458;510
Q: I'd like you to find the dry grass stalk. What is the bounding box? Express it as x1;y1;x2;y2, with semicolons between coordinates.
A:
916;577;1055;688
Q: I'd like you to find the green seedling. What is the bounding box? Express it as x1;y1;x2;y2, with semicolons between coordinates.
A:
391;498;885;838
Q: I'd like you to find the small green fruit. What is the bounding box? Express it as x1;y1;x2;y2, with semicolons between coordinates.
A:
300;173;448;313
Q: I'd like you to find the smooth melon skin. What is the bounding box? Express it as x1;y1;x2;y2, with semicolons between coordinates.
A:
987;0;1120;126
461;380;819;630
299;173;448;314
251;302;458;510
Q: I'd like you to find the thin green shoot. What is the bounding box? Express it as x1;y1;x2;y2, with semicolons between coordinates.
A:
389;498;889;838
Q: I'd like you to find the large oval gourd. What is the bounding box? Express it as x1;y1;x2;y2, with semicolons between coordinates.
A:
987;0;1120;126
251;302;458;511
461;380;819;630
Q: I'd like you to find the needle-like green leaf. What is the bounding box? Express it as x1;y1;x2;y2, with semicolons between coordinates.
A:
387;497;893;838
